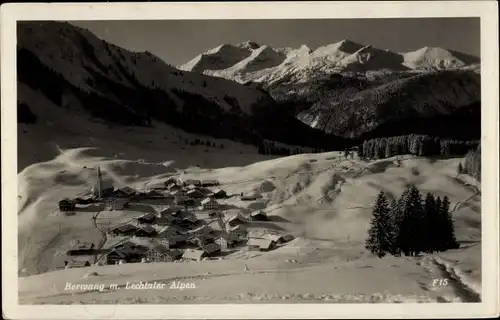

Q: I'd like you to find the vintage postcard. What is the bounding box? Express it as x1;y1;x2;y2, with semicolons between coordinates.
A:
1;1;499;319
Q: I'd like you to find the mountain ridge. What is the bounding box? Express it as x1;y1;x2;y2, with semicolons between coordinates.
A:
17;21;351;152
179;39;480;84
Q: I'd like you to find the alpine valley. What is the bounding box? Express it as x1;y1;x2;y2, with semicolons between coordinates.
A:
18;21;480;164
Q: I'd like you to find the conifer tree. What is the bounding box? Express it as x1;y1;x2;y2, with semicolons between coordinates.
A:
365;191;393;258
438;196;459;250
423;193;438;253
387;198;399;255
457;162;463;176
406;185;424;255
393;187;411;256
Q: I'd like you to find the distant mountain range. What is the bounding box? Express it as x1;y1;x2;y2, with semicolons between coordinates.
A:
17;21;350;151
17;22;481;154
179;39;480;85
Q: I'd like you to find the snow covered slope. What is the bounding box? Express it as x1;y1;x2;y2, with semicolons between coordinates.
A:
18;21;350;151
403;47;481;71
18;146;481;303
179;39;480;85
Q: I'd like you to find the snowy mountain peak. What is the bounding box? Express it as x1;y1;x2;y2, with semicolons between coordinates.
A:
180;40;480;84
403;46;480;70
237;40;261;50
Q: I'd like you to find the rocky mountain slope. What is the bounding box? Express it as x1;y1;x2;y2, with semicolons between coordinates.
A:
297;70;481;139
17;22;350;151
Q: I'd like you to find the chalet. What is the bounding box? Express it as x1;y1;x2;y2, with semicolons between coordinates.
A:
156;214;180;226
247;238;276;251
145;190;164;199
263;234;285;244
227;224;248;239
201;180;220;187
74;197;96;205
168;235;189;248
145;245;182;262
175;196;196;207
226;213;247;227
65;259;91;269
201;198;219;211
135;225;157;237
156;226;180;239
111;186;137;198
135;212;157;224
109;223;138;237
214;235;236;250
183;179;201;187
176;214;198;229
59;199;76;212
159;207;183;218
187;225;213;238
164;177;179;186
170;189;185;197
182;249;207;261
186;189;204;199
188;235;214;248
166;183;181;191
67;241;95;255
186;184;198;190
202;243;221;257
110;198;130;211
106;241;149;265
250;210;268;221
212;188;227;199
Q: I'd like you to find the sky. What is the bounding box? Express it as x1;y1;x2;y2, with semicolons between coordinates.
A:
71;18;480;66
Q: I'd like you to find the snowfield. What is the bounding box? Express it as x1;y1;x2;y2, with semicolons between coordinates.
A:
17;118;481;304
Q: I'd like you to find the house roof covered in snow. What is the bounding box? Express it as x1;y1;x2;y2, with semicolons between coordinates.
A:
156;225;180;235
112;223;138;233
187;224;212;235
247;238;274;249
182;249;205;261
181;214;198;223
66;260;91;268
201;198;217;205
263;234;283;242
135;212;157;220
228;224;247;232
226;212;247;223
250;210;267;217
148;244;170;255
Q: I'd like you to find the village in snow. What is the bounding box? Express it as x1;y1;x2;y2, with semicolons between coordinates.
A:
55;167;294;270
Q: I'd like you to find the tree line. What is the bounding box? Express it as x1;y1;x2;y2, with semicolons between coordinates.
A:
358;134;478;160
185;138;224;149
257;141;328;156
366;186;459;258
460;144;481;182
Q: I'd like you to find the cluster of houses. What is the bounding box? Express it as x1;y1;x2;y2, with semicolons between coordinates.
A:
58;176;227;213
58;173;294;269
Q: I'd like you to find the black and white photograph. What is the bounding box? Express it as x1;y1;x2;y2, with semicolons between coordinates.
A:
2;1;499;319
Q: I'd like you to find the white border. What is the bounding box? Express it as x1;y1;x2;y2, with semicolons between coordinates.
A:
1;1;499;319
